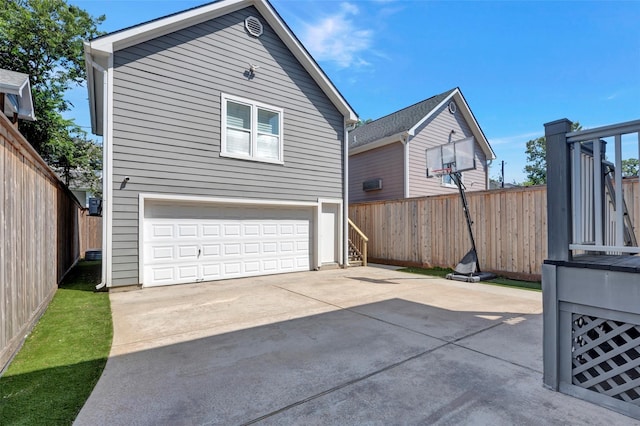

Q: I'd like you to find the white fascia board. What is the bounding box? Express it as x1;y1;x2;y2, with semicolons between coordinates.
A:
407;89;496;161
83;44;99;135
255;1;357;123
88;0;247;54
349;132;406;156
408;90;458;137
86;0;357;124
139;193;319;207
451;91;496;160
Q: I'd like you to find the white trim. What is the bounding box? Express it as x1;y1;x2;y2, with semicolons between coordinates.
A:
318;198;344;266
441;172;463;188
220;93;284;164
104;54;114;287
138;194;333;285
408;92;455;137
407;89;495;161
403;134;410;197
349;132;406;156
569;244;640;254
85;0;357;129
89;0;247;53
138;194;145;285
344;120;350;266
139;193;319;207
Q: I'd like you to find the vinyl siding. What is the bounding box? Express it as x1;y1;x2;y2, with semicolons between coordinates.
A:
349;142;404;203
408;100;487;197
110;6;345;285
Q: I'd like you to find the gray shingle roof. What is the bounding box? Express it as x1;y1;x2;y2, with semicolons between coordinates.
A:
349;88;456;149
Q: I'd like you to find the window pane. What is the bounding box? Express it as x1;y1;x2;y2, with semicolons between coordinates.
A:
257;134;280;160
227;101;251;130
226;128;251;155
257;109;279;135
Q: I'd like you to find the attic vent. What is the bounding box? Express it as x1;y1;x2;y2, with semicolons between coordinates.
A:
448;102;457;114
245;16;263;37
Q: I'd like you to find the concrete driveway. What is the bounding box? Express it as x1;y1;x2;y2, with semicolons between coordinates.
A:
75;266;635;425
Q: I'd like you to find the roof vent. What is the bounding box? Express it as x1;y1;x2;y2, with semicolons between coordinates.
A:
448;101;457;114
245;16;263;37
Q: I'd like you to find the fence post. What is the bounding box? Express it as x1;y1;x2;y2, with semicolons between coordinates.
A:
545;119;573;261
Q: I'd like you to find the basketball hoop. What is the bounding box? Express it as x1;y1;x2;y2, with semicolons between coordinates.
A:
425;136;476;179
429;167;452;177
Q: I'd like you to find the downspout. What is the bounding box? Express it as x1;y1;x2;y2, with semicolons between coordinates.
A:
86;54;109;290
402;133;410;197
486;159;493;190
344;119;357;267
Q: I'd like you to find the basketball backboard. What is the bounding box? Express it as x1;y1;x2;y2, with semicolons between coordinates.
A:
425;136;476;177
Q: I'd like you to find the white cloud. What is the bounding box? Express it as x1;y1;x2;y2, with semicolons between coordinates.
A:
300;2;373;69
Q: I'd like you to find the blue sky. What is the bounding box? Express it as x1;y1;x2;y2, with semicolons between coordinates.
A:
67;0;640;183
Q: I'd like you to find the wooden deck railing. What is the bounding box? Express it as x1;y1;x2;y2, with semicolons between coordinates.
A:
348;218;368;267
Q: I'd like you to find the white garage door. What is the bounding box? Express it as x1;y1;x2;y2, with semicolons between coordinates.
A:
143;204;313;286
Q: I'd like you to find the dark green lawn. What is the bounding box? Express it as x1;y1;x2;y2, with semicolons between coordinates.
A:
0;261;112;425
398;266;542;291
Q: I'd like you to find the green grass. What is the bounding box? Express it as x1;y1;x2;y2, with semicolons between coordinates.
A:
398;266;542;291
0;261;112;425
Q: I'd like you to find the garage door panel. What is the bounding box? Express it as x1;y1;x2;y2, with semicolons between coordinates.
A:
150;224;174;238
178;224;197;237
244;224;260;236
143;206;313;286
201;244;220;257
224;224;241;237
202;224;220;237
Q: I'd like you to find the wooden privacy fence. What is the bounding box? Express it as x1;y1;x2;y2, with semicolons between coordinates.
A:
0;113;92;371
349;179;640;281
80;209;102;256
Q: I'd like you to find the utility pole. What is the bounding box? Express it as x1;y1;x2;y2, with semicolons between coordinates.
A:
501;160;505;188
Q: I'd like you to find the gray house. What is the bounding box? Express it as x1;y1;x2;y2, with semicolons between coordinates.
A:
349;88;496;203
84;0;358;287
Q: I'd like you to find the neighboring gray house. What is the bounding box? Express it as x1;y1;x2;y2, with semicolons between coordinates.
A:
349;88;496;203
84;0;358;287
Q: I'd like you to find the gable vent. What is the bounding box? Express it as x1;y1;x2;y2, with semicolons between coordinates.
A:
245;16;263;37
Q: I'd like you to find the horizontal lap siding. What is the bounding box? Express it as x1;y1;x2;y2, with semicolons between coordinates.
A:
349;142;404;203
408;100;487;197
111;6;345;285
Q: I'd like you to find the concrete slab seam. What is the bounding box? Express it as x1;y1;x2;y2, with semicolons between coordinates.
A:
239;340;450;426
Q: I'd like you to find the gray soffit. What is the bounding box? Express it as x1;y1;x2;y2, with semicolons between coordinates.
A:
0;68;35;121
349;88;456;149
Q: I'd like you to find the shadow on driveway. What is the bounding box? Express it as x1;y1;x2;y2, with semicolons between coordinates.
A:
73;292;629;425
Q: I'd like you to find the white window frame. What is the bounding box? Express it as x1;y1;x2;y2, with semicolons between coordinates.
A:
441;167;463;188
221;93;284;164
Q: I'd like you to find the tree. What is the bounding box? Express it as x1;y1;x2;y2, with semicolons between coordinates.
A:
523;122;582;186
0;0;104;193
356;118;373;127
622;158;639;177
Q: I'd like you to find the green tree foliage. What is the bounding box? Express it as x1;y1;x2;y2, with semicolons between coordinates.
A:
0;0;104;194
523;122;582;186
622;158;639;177
356;118;373;127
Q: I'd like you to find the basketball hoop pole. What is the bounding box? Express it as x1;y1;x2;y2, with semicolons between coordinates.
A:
450;172;481;273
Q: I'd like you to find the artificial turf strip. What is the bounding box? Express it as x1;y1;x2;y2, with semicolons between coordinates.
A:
398;266;542;291
0;261;112;425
